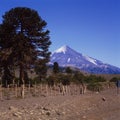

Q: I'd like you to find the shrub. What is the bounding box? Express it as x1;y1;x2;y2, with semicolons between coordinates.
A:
87;82;103;92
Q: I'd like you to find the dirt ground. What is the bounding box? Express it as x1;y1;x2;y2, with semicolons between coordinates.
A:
0;87;120;120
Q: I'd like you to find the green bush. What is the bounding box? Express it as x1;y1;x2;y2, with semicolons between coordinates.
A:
47;76;55;87
87;82;103;92
110;77;120;82
85;75;106;83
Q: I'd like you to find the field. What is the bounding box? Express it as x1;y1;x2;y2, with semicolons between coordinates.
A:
0;84;120;120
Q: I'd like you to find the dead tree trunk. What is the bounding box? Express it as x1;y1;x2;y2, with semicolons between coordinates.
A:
46;84;48;96
62;85;65;95
28;80;31;93
0;85;3;100
21;84;25;99
15;84;18;98
34;81;37;96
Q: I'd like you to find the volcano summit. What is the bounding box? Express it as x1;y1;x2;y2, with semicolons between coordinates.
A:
50;45;120;74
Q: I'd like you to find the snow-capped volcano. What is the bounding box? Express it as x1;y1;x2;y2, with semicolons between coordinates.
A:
50;45;120;74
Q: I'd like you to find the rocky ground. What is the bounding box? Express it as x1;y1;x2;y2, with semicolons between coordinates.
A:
0;88;120;120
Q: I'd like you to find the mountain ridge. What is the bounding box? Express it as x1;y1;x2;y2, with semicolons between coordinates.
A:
50;45;120;74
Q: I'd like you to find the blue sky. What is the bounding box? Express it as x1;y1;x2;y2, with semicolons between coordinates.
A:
0;0;120;67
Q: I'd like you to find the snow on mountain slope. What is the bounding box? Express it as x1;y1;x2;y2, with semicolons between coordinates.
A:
50;45;120;74
83;55;97;65
54;45;67;54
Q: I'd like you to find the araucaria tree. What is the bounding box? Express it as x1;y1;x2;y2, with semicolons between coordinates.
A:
53;62;59;74
0;7;51;97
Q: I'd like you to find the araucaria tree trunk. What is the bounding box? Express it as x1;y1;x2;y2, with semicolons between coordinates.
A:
19;63;25;98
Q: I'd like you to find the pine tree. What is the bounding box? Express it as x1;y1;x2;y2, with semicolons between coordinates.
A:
53;62;59;74
0;7;51;97
65;67;72;74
